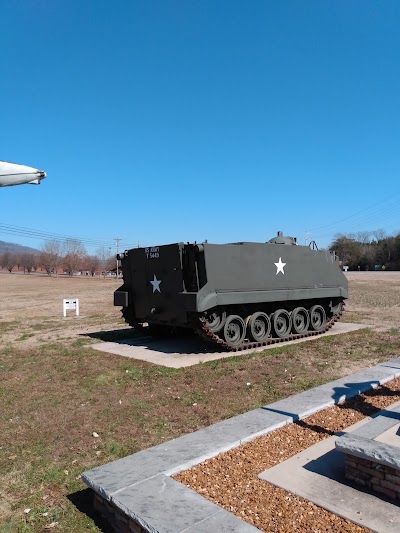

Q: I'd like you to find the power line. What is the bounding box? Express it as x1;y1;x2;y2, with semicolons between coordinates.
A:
0;222;113;246
317;193;400;231
307;192;400;245
0;221;145;252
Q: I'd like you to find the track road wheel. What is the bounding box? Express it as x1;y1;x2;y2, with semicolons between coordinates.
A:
309;305;326;331
205;308;226;333
291;307;310;334
223;315;246;348
272;309;292;338
247;312;271;342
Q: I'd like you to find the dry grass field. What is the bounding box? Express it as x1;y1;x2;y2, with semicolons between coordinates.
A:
0;271;400;532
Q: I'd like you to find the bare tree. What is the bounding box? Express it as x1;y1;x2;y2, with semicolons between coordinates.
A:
84;255;101;276
372;228;387;242
330;230;400;270
21;253;38;274
62;239;87;276
96;246;113;277
40;240;62;276
106;255;117;274
15;253;23;272
355;231;371;244
330;234;362;268
1;251;16;273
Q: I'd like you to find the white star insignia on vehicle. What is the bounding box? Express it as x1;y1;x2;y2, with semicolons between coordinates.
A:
150;274;162;293
274;257;286;275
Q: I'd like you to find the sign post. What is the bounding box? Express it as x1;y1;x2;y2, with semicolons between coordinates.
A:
63;299;79;317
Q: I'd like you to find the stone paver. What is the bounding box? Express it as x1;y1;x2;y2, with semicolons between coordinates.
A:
336;433;400;469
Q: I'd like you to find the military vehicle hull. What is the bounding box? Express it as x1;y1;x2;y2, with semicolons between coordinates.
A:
114;236;348;350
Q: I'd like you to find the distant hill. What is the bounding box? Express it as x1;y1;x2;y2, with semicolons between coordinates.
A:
0;240;40;255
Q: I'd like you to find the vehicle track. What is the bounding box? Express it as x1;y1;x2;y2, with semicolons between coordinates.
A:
196;306;344;352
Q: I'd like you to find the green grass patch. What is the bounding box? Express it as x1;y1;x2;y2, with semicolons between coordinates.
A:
14;333;33;342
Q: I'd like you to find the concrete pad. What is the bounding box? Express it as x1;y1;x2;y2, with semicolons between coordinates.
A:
354;399;400;449
90;322;368;368
376;425;400;448
258;413;400;533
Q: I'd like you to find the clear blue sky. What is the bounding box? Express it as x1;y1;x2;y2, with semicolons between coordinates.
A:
1;0;400;254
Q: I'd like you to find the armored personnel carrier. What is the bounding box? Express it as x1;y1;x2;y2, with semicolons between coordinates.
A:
114;232;348;351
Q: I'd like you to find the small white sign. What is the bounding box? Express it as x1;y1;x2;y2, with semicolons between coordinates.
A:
343;266;349;272
63;298;79;317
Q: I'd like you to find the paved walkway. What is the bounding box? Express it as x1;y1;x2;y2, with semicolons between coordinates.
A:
82;357;400;532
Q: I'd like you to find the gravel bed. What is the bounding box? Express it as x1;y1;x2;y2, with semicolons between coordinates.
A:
175;377;400;532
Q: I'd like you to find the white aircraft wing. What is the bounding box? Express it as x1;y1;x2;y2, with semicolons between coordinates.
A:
0;160;47;187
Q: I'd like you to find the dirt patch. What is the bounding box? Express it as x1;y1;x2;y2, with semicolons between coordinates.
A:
343;271;400;330
0;272;128;347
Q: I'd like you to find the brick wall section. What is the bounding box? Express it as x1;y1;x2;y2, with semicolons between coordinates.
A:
93;492;149;533
344;454;400;502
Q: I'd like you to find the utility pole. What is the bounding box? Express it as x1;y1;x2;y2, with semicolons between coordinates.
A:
304;230;310;246
114;237;121;279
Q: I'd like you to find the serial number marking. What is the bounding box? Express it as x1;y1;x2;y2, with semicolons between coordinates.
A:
145;247;159;259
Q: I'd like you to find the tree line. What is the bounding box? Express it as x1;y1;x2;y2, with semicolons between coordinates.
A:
0;239;117;276
329;229;400;270
2;230;399;275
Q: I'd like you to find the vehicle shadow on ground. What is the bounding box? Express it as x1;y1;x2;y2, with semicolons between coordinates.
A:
82;328;225;355
68;488;112;533
83;328;144;342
